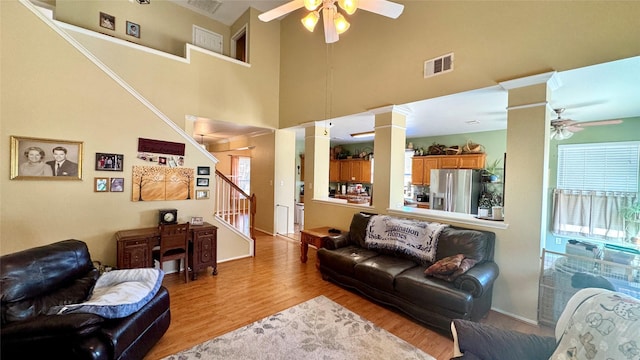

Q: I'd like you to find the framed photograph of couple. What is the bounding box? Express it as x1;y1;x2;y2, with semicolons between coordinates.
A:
10;136;83;180
95;153;124;171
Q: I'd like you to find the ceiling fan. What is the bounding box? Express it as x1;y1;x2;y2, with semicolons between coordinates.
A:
550;108;623;140
258;0;404;43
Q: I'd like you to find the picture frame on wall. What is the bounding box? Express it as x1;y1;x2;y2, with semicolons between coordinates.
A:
95;153;123;171
110;177;124;192
95;177;109;192
197;177;209;187
99;12;115;31
197;166;210;175
196;190;210;200
10;136;83;180
126;21;140;38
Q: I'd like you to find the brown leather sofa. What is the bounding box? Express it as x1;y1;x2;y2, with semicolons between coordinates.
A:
317;213;499;333
1;240;170;360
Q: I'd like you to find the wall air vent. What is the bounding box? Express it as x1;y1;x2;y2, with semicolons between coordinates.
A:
424;53;454;78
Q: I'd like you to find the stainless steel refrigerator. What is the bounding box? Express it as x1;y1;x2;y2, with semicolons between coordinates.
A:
430;169;482;214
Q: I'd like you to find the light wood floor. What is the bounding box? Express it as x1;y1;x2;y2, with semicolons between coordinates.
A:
144;232;553;360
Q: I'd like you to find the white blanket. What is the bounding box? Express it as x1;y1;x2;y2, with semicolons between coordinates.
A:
365;215;449;264
49;268;164;319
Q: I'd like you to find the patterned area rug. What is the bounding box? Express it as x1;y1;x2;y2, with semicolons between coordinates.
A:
162;295;436;360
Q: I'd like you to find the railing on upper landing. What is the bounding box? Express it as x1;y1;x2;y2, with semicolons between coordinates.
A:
214;170;256;251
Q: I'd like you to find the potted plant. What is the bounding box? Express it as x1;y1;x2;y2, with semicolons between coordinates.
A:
621;201;640;244
483;158;502;182
478;191;502;217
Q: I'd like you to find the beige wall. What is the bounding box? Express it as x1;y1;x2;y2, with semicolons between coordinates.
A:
286;1;640;324
55;0;232;56
0;1;256;264
278;1;640;127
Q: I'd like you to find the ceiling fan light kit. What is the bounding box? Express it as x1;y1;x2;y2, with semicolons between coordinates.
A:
259;0;404;43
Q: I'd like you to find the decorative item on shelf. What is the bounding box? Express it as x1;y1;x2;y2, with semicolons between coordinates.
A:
463;140;485;153
427;143;446;155
483;158;502;182
159;209;178;225
444;145;462;155
190;216;204;226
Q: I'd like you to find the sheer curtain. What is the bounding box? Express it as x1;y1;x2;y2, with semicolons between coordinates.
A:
552;189;637;240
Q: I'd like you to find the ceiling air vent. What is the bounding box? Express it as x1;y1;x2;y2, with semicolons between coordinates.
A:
185;0;223;15
424;53;454;78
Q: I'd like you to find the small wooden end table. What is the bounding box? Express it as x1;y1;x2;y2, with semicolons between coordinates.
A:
300;226;336;264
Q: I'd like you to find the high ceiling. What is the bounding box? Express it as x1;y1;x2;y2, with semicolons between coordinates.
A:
197;56;640;146
183;1;640;146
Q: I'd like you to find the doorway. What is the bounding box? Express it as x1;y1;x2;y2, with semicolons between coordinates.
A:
231;25;248;62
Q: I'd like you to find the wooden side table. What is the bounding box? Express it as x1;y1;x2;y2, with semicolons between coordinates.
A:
300;226;335;264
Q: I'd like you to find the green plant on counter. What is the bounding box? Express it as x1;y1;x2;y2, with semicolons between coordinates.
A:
478;191;502;209
621;201;640;242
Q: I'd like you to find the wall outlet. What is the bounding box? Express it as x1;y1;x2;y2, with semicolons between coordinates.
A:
555;238;562;245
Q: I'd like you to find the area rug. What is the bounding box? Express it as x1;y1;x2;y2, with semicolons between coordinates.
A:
162;295;436;360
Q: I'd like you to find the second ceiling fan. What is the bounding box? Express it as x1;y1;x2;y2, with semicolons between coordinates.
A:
258;0;404;43
550;108;623;140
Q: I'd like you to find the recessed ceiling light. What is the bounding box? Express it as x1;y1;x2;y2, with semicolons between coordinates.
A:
465;120;480;125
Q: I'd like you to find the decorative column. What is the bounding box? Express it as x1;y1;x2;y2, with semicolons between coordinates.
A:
496;72;560;321
370;105;409;211
304;122;331;202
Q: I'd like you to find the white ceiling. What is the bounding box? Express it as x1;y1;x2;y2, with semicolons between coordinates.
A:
185;1;640;146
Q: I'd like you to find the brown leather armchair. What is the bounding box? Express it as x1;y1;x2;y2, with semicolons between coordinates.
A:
1;240;171;360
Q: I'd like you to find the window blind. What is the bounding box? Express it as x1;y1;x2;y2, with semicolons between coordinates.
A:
557;141;640;192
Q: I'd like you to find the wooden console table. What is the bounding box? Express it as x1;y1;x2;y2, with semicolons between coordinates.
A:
116;222;218;280
300;226;339;264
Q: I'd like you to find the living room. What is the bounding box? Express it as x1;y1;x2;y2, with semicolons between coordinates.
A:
1;0;639;358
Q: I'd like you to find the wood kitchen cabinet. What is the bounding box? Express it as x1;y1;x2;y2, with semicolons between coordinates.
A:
329;160;340;182
339;159;372;183
411;154;486;185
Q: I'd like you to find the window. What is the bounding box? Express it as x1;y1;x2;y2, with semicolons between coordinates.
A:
231;156;250;196
552;141;639;243
557;142;639;192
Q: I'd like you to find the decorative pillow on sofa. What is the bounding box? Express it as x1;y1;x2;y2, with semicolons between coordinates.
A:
425;254;464;275
425;254;478;282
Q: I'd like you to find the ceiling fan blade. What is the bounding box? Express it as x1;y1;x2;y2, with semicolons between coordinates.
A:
323;6;339;43
358;0;404;19
574;119;623;127
565;126;584;132
551;119;576;127
258;0;304;22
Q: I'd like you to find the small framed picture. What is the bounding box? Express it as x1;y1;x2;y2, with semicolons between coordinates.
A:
190;216;204;226
158;157;167;165
197;166;210;175
99;12;115;31
110;177;124;192
95;153;123;171
95;177;109;192
197;177;209;187
196;190;210;200
126;21;140;38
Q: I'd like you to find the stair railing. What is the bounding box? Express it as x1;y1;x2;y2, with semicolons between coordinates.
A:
214;170;256;246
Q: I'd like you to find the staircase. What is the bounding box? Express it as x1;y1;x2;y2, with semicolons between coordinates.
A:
214;170;256;249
